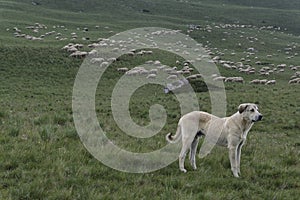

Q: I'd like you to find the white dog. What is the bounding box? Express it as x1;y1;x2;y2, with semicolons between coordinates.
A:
166;103;263;177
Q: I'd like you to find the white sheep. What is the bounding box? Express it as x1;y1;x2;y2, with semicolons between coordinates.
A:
259;79;268;84
117;67;129;72
277;64;287;68
154;60;162;66
69;51;87;58
182;70;191;75
223;63;232;69
289;78;300;84
67;47;78;53
225;77;244;83
100;62;109;68
186;75;198;80
149;69;158;74
167;75;178;80
107;58;116;62
126;52;135;56
89;49;98;56
90;58;104;64
213;76;226;81
163;68;174;74
250;79;260;84
265;80;276;85
125;70;138;76
147;74;157;79
145;60;154;64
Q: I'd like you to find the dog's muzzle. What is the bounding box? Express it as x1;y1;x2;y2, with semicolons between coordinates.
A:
253;115;263;122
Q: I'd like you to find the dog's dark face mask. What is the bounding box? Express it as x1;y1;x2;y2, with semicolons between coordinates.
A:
238;103;263;122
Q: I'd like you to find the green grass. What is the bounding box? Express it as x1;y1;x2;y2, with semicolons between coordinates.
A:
0;0;300;199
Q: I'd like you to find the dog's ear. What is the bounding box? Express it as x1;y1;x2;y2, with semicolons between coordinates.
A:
238;104;248;113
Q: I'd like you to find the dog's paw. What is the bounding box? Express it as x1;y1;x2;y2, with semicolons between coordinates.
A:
180;168;187;173
191;164;197;170
233;172;240;178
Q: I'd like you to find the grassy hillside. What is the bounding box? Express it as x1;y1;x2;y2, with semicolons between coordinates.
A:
0;0;299;199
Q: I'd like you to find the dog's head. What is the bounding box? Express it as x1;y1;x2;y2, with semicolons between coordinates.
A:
238;103;263;122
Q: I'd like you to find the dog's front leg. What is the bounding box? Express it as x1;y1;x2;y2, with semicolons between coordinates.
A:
229;145;239;178
236;141;244;176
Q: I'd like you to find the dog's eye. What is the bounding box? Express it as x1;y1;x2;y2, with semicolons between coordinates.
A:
250;109;255;112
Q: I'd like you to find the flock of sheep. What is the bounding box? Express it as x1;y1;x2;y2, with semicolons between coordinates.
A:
7;22;109;41
186;22;299;85
116;61;200;92
8;22;300;85
289;71;300;84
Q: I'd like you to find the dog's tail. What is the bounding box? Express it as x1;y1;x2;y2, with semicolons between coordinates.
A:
166;125;181;143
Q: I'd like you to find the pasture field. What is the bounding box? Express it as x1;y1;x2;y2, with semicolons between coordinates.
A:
0;0;299;199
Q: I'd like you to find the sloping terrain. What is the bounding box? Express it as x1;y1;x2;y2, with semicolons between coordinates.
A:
0;0;299;199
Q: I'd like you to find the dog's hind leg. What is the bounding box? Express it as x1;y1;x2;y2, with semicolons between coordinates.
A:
179;143;189;173
189;136;199;170
179;145;188;173
179;134;195;173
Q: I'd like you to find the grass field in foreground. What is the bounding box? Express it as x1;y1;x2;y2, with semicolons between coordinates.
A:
0;0;299;199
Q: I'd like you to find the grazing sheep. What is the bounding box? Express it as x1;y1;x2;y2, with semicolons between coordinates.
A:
289;78;300;84
167;75;178;80
223;63;232;69
126;52;135;56
107;58;117;62
259;79;268;84
117;67;129;72
195;74;202;78
144;50;153;55
139;68;149;75
182;70;191;75
90;58;105;64
125;70;139;76
277;64;287;68
250;79;261;84
69;51;88;58
74;44;84;49
213;56;221;61
89;49;98;56
265;80;276;85
146;74;157;79
67;47;78;53
145;60;154;64
176;70;184;74
157;65;166;70
225;77;244;83
188;68;194;72
260;71;270;76
186;75;198;80
136;51;144;56
163;68;174;74
154;60;162;66
213;76;226;81
100;62;109;68
125;67;149;76
149;69;158;74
